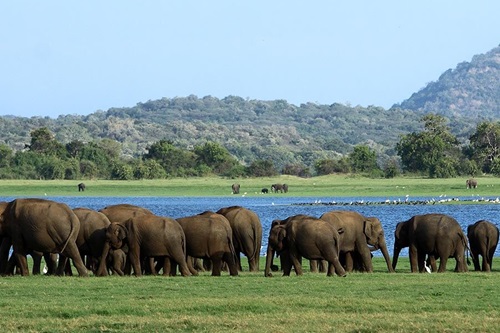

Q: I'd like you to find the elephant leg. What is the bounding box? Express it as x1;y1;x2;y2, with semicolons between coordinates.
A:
289;251;303;276
487;247;496;271
13;252;29;276
280;253;293;276
44;253;58;275
344;252;354;272
310;260;319;273
248;256;259;273
437;255;448;273
211;255;223;276
409;246;419;273
170;254;191;277
31;252;42;275
222;252;238;276
187;256;199;276
128;250;142;277
62;242;88;277
417;252;427;273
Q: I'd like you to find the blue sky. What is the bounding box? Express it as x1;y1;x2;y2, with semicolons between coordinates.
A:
1;1;499;118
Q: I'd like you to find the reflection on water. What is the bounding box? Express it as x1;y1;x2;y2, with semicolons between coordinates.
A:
1;196;499;258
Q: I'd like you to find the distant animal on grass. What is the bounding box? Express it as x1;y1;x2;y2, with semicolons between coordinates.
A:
466;179;477;189
78;183;86;192
232;183;240;194
261;188;269;194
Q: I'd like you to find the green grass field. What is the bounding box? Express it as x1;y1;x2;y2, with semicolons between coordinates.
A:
1;176;499;332
0;175;497;197
1;259;499;332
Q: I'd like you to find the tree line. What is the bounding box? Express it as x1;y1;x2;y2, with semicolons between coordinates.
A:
0;114;497;180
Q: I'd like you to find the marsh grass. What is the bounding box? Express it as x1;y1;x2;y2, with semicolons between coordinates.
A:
0;175;498;198
1;259;500;332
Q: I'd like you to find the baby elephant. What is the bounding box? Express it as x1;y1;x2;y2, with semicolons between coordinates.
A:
467;220;499;272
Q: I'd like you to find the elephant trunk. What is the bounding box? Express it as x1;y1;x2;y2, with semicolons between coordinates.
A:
264;244;275;277
378;238;395;273
96;241;111;277
392;245;401;271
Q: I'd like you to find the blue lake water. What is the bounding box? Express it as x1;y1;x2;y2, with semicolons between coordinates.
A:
3;195;499;258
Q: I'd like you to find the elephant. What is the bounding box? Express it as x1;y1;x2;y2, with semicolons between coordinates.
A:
72;207;112;274
107;248;127;275
0;198;88;276
393;213;469;273
319;210;394;273
78;183;86;192
176;211;238;276
264;214;346;277
216;206;262;272
97;214;191;277
271;183;287;193
261;188;269;194
467;220;499;272
99;204;155;223
231;183;240;194
466;178;478;189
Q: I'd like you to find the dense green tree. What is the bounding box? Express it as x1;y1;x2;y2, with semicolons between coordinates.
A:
314;158;350;175
396;114;460;177
348;145;380;173
27;127;65;157
468;121;500;173
144;140;196;176
246;159;278;177
0;144;13;168
194;141;239;175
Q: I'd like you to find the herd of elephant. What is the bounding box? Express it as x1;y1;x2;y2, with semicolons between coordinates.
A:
232;183;288;195
0;197;498;278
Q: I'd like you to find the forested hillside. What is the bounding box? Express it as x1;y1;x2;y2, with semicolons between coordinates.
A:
394;45;500;118
0;97;477;171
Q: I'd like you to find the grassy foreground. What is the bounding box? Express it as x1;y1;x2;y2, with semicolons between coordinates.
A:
1;259;499;332
0;175;498;197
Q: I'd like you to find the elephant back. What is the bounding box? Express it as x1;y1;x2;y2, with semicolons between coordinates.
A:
99;204;155;224
7;198;81;253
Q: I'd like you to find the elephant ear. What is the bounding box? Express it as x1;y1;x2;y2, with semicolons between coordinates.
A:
116;223;128;241
278;226;287;242
363;220;377;245
394;222;409;246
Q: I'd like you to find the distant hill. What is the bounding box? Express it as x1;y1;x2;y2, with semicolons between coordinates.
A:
393;45;500;118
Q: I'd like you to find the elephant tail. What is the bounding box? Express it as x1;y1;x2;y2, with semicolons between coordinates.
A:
459;231;472;266
60;214;79;254
228;235;238;264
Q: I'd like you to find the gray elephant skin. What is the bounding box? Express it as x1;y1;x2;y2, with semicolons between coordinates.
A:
264;214;346;277
99;204;155;223
216;206;262;272
467;220;499;272
393;213;469;273
231;183;240;194
0;198;88;276
466;178;478;189
98;214;191;277
320;210;394;273
176;211;238;276
73;207;112;274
